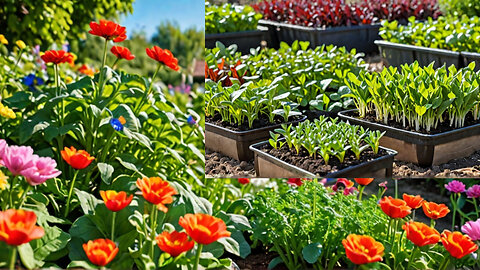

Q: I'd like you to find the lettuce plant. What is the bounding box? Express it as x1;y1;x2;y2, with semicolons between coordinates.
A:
205;2;263;34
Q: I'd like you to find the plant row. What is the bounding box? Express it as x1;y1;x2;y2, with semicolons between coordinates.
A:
269;116;384;165
252;0;441;28
345;61;480;131
205;2;263;34
380;15;480;53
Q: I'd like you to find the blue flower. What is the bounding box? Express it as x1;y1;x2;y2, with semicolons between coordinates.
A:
22;74;44;91
110;116;126;131
187;115;197;126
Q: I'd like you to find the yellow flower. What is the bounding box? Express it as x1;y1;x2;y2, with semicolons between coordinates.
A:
0;103;15;119
15;40;26;50
0;34;8;45
0;171;7;190
65;76;73;84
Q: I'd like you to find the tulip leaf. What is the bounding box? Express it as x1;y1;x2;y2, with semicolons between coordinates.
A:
97;162;114;185
302;242;323;264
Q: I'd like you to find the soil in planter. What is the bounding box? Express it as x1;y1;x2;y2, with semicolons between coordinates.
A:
232;247;288;270
206;113;304;132
393;150;480;177
206;149;255;177
344;110;480;135
261;144;388;176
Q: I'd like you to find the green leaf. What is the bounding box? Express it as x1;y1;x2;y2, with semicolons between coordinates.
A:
97;162;114;185
268;256;283;270
18;243;43;269
74;188;101;215
217;237;240;256
302;242;322;264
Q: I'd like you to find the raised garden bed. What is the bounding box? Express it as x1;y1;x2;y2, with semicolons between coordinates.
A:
375;40;462;68
259;20;381;53
339;109;480;167
462;51;480;71
205;27;268;54
250;140;396;177
205;115;307;161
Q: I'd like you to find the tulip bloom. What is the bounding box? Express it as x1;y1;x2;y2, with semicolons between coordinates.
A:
21;156;61;186
379;196;411;219
238;178;250;185
156;231;194;257
342;234;384;265
287;178;303;186
89;20;127;42
422;201;450;220
100;190;133;212
354;178;374;186
402;194;424;209
179;213;231;245
461;219;480;241
83;239;119;266
0;209;44;246
441;230;478;259
78;64;95;76
111;46;135;60
146;46;180;71
41;50;74;65
403;221;440;247
136;177;177;212
61;146;95;170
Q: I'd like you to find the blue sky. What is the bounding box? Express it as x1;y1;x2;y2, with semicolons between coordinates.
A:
121;0;205;38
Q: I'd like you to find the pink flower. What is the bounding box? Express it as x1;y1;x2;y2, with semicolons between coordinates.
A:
467;185;480;198
2;145;35;176
21;156;61;186
0;139;7;166
445;180;466;194
344;187;358;196
332;178;354;193
379;181;388;190
462;219;480;241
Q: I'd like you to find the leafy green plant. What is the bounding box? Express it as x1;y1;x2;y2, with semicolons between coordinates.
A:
270;116;385;165
205;2;263;34
439;0;480;17
345;61;480;132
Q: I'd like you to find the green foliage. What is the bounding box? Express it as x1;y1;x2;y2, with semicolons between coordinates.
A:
205;2;263;34
0;0;134;46
439;0;480;17
345;61;480;131
380;16;480;53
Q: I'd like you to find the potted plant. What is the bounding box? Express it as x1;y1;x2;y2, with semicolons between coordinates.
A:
339;61;480;166
250;116;397;177
205;2;267;54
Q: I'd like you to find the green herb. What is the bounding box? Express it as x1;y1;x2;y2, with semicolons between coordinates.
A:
205;2;263;34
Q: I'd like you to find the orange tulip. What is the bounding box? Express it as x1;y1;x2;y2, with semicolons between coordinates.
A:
89;19;127;42
402;194;424;209
83;238;119;266
111;46;135;60
61;146;95;170
156;231;194;257
145;46;180;71
422;201;450;220
100;190;133;212
342;234;384;265
402;221;440;247
379;196;411;219
78;64;95;76
354;178;374;186
179;213;231;245
136;177;177;212
41;50;74;65
441;230;478;259
0;209;44;246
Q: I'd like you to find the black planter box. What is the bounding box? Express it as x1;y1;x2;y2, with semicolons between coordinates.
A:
462;51;480;71
205;27;268;54
338;110;480;167
205;116;307;161
258;20;381;53
375;40;462;68
250;140;396;178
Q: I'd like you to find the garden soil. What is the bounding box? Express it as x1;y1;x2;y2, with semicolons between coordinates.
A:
206;149;255;177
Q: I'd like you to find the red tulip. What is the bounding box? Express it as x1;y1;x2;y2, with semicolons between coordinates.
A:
100;190;133;212
0;209;44;246
354;178;374;186
179;213;231;245
61;146;95;170
41;50;74;65
89;19;127;42
136;177;177;212
110;46;135;60
145;46;180;71
238;178;250;185
83;238;119;266
441;230;478;259
403;221;440;247
156;231;194;257
379;196;411;219
422;201;450;220
403;194;424;209
342;234;384;265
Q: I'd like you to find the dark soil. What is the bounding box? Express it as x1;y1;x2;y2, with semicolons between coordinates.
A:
260;144;388;176
393;150;480;178
344;110;480;135
301;109;338;121
233;248;288;270
205;149;255;177
206;113;304;132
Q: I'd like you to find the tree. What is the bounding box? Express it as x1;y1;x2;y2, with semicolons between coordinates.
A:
0;0;134;47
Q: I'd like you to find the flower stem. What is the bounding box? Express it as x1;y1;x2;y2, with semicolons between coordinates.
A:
150;204;158;259
111;211;117;242
134;63;161;114
8;176;18;209
451;194;457;231
98;39;109;98
193;244;203;270
64;170;79;218
18;184;31;209
406;246;418;270
358;185;365;201
8;246;16;270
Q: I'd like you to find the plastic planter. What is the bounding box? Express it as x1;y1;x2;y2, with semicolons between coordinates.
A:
338;110;480;167
258;20;381;53
205;115;307;161
249;140;396;178
462;51;480;71
205;26;268;54
375;40;462;68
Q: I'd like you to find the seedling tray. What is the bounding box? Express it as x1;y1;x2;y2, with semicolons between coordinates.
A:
258;20;380;53
205;27;268;54
250;140;396;178
205;115;307;161
338;110;480;167
375;40;462;68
